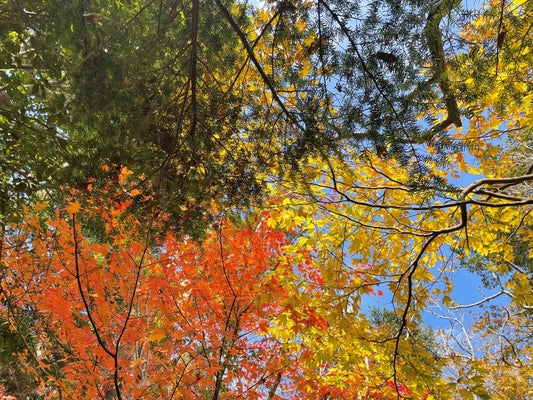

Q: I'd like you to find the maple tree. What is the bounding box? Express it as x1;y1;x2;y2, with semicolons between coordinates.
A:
0;173;309;399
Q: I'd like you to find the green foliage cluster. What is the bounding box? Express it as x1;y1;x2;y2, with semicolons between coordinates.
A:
0;0;475;226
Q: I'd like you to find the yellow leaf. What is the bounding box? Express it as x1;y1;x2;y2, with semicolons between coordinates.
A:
301;61;312;78
295;18;307;32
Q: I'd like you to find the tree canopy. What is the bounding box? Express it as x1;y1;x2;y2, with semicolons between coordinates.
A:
0;0;532;399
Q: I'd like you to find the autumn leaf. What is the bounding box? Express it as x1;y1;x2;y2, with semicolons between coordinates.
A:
66;201;81;214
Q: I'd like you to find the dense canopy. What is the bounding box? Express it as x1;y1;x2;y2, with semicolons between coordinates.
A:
0;0;532;399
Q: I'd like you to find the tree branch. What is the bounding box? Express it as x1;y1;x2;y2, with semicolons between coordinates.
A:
213;0;303;132
424;0;462;130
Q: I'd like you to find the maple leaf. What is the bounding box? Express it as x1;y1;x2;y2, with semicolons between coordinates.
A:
66;201;81;214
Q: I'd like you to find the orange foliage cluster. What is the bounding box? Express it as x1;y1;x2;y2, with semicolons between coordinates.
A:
0;177;314;399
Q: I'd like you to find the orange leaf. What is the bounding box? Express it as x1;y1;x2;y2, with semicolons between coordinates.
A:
66;201;81;214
